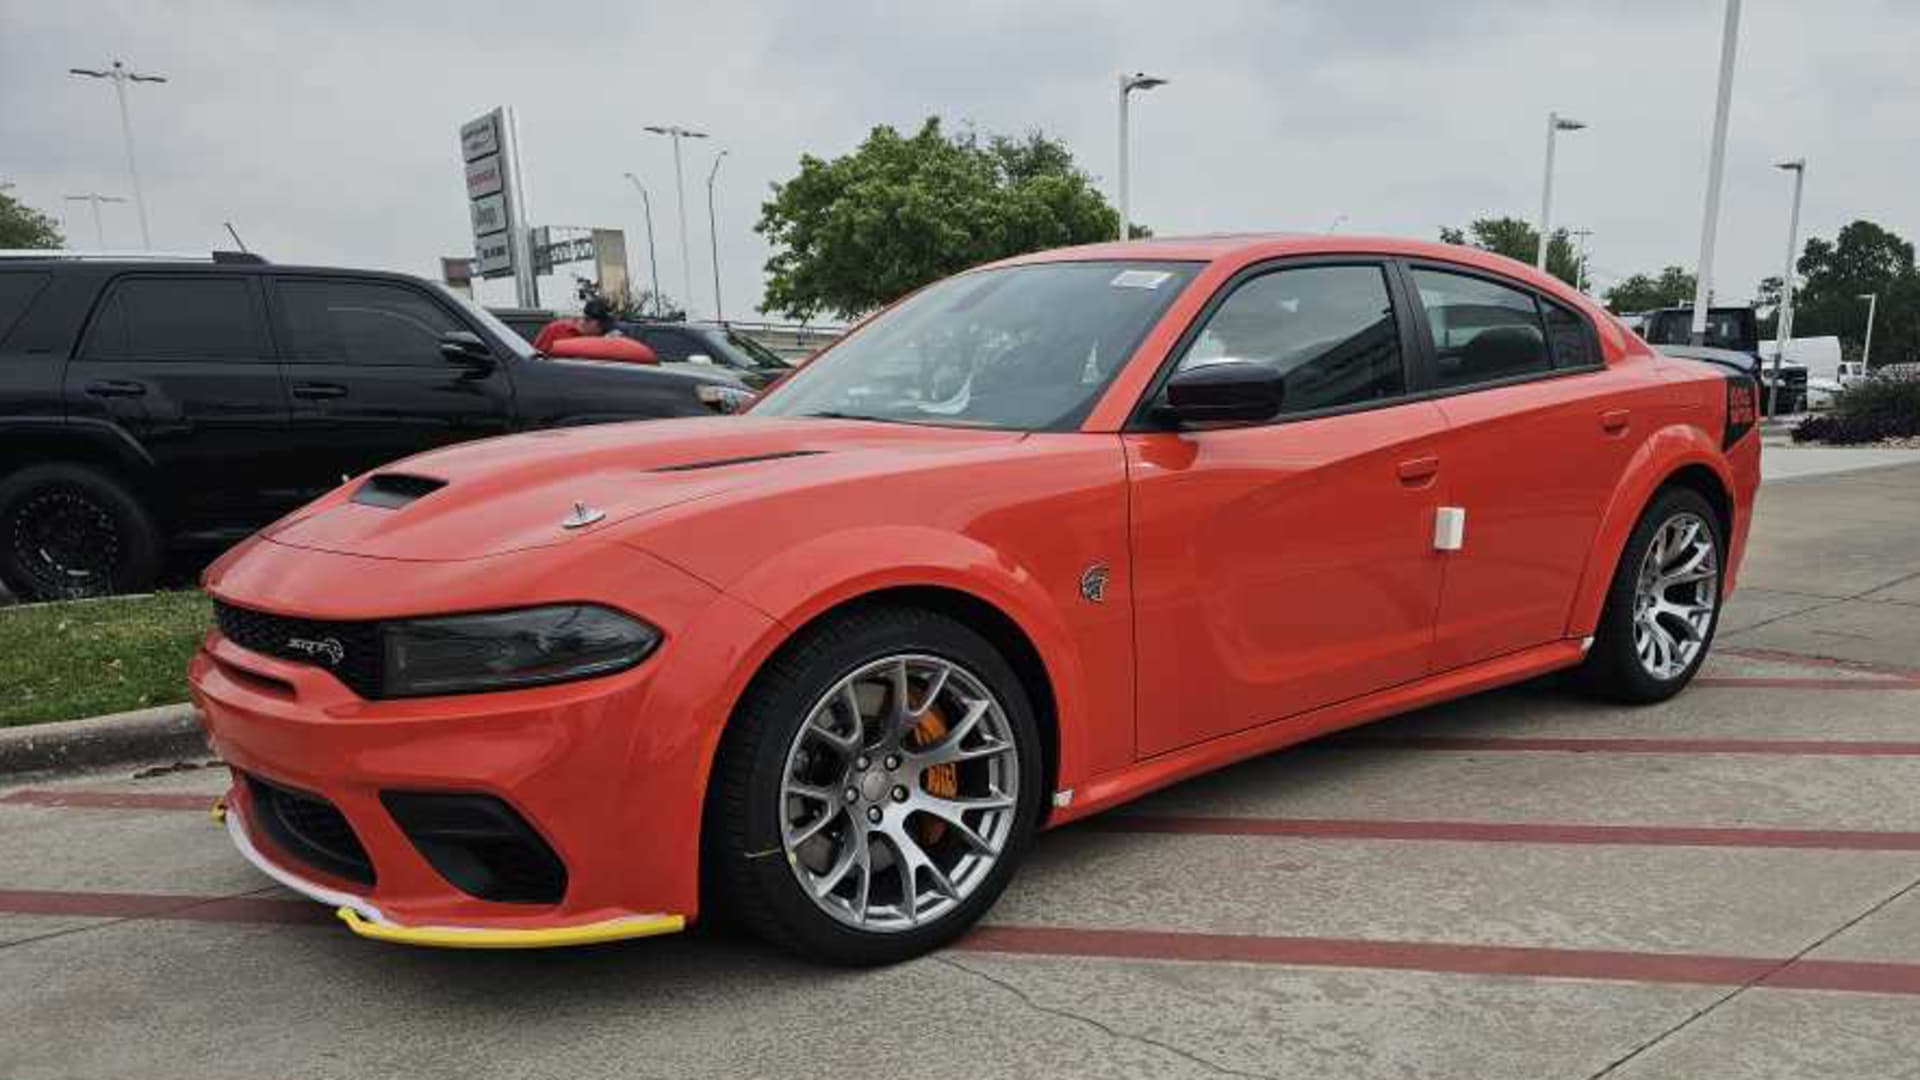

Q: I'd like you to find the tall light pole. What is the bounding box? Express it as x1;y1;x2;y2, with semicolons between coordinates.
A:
622;172;664;318
1768;158;1805;417
1535;111;1585;271
68;60;166;250
1116;72;1166;242
64;193;126;247
1859;293;1878;371
706;149;728;322
1689;0;1743;345
643;124;708;320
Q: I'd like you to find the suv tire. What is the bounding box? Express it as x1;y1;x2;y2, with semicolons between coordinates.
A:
0;463;163;601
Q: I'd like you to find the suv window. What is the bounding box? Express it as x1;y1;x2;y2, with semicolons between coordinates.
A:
1177;264;1405;413
1543;301;1598;369
1410;268;1550;388
278;279;461;365
0;271;51;345
634;327;696;361
84;276;267;360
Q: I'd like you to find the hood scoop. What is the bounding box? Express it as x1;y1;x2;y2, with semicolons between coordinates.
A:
650;449;825;473
350;473;447;510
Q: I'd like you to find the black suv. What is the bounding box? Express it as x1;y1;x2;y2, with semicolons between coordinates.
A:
0;253;747;601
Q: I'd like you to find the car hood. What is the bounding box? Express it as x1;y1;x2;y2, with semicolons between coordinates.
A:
263;416;1023;562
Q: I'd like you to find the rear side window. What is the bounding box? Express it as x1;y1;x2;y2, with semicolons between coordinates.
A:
1176;264;1406;414
278;279;461;365
83;276;266;360
1410;268;1551;388
0;272;51;345
636;328;695;361
1543;301;1598;369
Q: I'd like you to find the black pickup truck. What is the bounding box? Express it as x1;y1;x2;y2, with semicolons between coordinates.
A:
1635;305;1808;413
0;252;749;600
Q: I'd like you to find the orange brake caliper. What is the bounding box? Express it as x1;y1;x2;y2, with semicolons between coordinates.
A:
909;705;958;845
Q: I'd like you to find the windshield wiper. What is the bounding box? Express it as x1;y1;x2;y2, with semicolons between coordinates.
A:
800;410;899;423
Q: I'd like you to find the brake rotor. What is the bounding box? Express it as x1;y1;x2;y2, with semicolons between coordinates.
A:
908;703;958;845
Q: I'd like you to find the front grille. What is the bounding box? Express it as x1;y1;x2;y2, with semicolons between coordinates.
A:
214;601;382;698
246;774;376;886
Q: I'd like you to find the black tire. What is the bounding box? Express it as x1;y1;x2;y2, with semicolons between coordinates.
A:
706;605;1044;965
0;463;163;602
1573;486;1725;704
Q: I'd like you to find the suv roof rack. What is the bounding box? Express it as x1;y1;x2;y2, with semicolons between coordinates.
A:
0;249;267;264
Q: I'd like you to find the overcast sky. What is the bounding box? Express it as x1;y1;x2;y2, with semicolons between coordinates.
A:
5;0;1915;322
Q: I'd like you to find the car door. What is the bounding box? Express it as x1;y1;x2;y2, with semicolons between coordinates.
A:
63;272;292;539
269;276;514;498
1126;260;1448;757
1403;262;1641;670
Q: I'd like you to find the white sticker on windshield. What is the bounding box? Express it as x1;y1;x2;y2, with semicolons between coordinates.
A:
1110;269;1173;290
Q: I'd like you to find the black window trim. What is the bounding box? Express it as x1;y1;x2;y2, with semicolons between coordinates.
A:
1392;258;1607;401
1124;254;1425;431
265;272;482;366
76;271;275;363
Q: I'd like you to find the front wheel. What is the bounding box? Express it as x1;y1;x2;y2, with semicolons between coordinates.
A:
1574;487;1725;703
0;464;163;602
708;606;1043;965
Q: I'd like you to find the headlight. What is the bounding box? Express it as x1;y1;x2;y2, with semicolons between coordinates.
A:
381;605;660;697
697;383;756;414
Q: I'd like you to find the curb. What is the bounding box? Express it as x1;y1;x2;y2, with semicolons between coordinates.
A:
0;703;210;778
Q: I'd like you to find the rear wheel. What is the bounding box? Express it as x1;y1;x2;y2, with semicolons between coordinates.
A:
708;606;1042;965
0;464;162;601
1574;486;1724;703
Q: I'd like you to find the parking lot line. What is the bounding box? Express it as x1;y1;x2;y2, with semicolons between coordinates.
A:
1692;676;1919;690
1719;645;1920;681
1328;735;1920;755
1087;815;1920;851
1;790;214;812
0;888;326;925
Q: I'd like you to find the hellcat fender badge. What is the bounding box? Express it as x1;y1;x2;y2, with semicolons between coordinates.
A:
561;501;606;529
1079;563;1109;604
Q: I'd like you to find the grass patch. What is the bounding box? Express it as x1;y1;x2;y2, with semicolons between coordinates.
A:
0;591;210;727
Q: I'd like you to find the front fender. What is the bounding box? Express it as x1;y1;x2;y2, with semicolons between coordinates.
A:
1566;424;1738;638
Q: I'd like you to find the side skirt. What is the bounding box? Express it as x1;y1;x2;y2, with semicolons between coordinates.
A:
1050;638;1588;827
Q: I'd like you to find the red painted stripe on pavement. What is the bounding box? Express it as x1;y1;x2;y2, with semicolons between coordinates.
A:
0;889;328;925
1693;676;1918;690
1720;646;1920;681
0;790;216;812
1328;735;1920;756
1088;814;1920;851
956;925;1920;995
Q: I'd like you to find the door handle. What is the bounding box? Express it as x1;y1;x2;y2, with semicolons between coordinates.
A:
84;379;147;398
1396;456;1441;484
291;382;349;400
1600;409;1631;434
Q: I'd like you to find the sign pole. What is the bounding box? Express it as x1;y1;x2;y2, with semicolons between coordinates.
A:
504;107;538;309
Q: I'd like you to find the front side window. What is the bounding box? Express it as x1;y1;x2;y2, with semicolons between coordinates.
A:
84;276;265;360
1411;268;1551;388
754;260;1198;431
1176;264;1405;413
279;280;460;365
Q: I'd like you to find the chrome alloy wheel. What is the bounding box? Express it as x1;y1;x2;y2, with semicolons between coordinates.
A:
778;654;1020;933
1632;512;1719;681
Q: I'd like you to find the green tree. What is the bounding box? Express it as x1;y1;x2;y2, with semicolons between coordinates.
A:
1778;220;1919;367
0;192;64;249
1604;266;1697;313
1438;217;1581;287
756;118;1122;320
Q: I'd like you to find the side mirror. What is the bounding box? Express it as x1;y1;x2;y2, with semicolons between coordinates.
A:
439;330;495;368
1156;361;1285;425
686;352;714;365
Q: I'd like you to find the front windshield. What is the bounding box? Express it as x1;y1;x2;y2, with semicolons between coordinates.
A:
753;260;1199;431
434;284;536;361
722;330;791;369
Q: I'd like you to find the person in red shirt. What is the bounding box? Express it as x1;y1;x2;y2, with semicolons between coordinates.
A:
532;297;618;353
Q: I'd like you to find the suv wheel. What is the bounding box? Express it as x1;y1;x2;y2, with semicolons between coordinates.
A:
1574;486;1725;703
0;464;162;602
708;606;1043;965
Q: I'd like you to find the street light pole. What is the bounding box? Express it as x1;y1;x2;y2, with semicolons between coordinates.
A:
706;149;728;322
1535;111;1586;272
643;124;708;320
68;60;166;250
1689;0;1743;345
622;172;664;318
1768;158;1805;417
64;193;127;247
1859;292;1878;370
1116;72;1167;242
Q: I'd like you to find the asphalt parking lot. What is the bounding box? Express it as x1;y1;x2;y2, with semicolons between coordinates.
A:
3;459;1919;1080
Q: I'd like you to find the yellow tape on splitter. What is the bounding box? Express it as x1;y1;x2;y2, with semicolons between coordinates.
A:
335;907;685;949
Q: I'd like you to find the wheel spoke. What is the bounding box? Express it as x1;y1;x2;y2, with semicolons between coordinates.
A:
912;663;952;716
786;803;845;848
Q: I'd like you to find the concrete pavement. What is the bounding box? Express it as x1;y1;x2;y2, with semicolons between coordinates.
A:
3;463;1920;1079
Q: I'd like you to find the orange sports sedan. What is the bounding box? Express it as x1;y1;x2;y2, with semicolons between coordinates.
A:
191;235;1760;964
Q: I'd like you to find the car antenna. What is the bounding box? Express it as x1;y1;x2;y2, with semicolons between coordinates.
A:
223;221;249;253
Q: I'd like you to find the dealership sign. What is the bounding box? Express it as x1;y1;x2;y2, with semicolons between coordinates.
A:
460;109;521;282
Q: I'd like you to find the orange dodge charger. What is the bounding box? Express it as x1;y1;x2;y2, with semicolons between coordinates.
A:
192;235;1760;963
